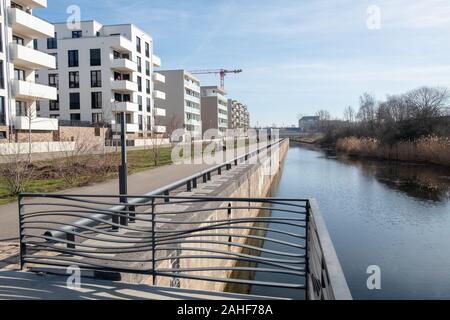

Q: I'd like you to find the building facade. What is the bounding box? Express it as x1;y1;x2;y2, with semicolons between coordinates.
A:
0;0;58;143
299;116;320;132
201;86;228;136
155;70;202;139
36;20;166;139
227;99;250;131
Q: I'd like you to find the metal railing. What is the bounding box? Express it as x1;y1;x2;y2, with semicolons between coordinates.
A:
18;194;352;300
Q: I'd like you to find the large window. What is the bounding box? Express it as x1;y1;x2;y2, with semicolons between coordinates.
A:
69;71;79;88
68;50;79;67
91;70;102;87
0;97;5;125
145;61;150;76
49;95;59;111
92;113;102;124
136;36;141;53
138;96;142;111
70;113;81;121
145;42;150;58
137;76;142;92
146;98;151;112
70;93;80;110
90;49;101;66
16;101;27;116
72;30;82;38
91;92;102;109
48;74;58;88
137;57;142;73
14;68;25;81
146;79;151;94
13;35;24;45
47;33;57;49
0;61;4;89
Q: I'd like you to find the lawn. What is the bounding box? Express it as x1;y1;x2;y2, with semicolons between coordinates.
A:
0;147;174;205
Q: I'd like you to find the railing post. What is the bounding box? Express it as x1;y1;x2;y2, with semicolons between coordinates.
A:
207;172;211;181
193;178;197;189
151;198;156;286
164;190;170;203
18;194;26;270
187;180;192;192
67;229;76;249
305;200;311;300
129;205;136;223
203;173;207;183
218;167;222;175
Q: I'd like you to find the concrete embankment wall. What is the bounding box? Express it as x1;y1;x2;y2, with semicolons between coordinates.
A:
153;139;290;292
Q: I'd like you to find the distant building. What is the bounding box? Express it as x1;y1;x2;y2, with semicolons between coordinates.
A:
227;99;250;131
201;86;228;136
299;116;319;132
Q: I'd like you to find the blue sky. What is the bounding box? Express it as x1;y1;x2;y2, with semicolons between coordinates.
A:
37;0;450;126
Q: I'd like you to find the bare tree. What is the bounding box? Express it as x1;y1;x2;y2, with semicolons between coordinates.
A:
315;109;331;130
405;87;449;119
0;147;35;196
343;106;356;123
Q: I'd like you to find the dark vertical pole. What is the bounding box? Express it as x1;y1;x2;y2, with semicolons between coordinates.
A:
151;198;156;286
305;200;311;300
18;195;25;270
119;112;128;227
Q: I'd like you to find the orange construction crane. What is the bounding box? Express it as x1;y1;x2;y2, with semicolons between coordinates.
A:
189;69;242;89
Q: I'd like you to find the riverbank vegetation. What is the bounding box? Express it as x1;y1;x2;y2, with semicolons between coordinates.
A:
319;86;450;166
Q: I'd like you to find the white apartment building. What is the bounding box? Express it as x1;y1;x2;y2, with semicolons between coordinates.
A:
0;0;58;142
201;86;228;136
36;20;167;139
227;99;250;131
154;70;202;139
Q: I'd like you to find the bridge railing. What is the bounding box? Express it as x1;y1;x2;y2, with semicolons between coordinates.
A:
17;195;351;300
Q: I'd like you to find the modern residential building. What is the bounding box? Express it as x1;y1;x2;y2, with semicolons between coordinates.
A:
227;99;250;131
36;20;167;140
154;70;202;139
201;86;228;136
0;0;58;142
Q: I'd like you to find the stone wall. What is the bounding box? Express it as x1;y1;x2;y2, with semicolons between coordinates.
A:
153;139;290;292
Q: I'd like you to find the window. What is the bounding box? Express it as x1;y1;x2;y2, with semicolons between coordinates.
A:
47;33;57;49
146;79;151;94
0;97;5;125
0;61;4;89
136;37;141;52
137;57;142;73
14;68;25;81
138;115;143;131
72;30;82;38
146;61;150;76
91;92;102;109
70;113;81;121
16;101;27;116
70;93;80;110
0;25;3;53
147;116;152;131
13;35;24;45
91;70;102;87
68;50;79;67
50;53;58;69
90;49;101;66
33;39;38;50
145;42;150;58
49;95;59;111
137;76;142;92
138;96;142;111
48;74;58;88
49;114;59;119
92;113;102;124
146;98;151;112
69;71;79;88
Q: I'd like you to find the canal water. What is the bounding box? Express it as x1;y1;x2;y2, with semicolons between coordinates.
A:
251;143;450;300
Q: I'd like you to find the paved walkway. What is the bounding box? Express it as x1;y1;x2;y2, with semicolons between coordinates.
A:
0;162;211;241
0;270;283;300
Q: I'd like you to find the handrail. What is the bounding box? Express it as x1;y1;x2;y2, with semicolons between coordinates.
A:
37;138;287;240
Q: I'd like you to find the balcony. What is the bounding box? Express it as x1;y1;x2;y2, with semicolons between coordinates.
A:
12;0;47;8
153;90;166;100
152;54;161;67
153;108;166;117
113;102;139;113
10;43;56;70
111;80;138;93
110;58;137;72
152;72;165;84
14;116;58;131
112;123;139;133
154;125;166;134
110;35;134;53
8;7;54;39
12;80;57;101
